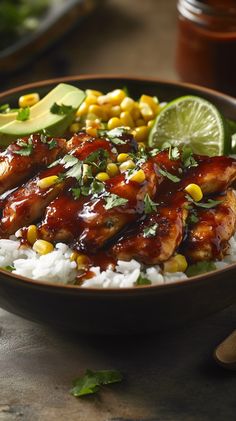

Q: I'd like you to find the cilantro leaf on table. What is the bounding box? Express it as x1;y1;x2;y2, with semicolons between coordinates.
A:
71;369;123;397
17;107;30;121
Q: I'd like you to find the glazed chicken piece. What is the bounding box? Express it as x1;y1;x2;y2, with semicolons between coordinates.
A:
0;133;137;237
38;150;183;250
0;134;66;195
111;192;188;265
183;189;236;262
111;156;236;264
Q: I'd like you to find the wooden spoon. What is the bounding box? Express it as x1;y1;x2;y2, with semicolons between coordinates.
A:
214;330;236;370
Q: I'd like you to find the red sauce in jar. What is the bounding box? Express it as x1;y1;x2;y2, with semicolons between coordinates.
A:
176;0;236;95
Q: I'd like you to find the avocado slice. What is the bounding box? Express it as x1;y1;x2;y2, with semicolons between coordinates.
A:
0;83;85;145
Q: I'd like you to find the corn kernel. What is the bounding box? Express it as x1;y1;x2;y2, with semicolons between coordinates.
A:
97;94;110;105
100;104;111;121
110;105;121;117
140;103;155;122
33;239;54;255
147;119;155;128
77;254;90;270
88;104;104;118
69;123;80;133
86;126;97;137
120;111;134;128
85;94;98;105
70;251;78;262
37;175;59;189
129;169;146;183
107;117;122;130
76;101;88;117
18;93;40;108
163;254;188;273
108;89;126;106
185;183;203;202
119;160;136;173
121;97;135;112
117;153;129;163
133;126;149;142
27;225;38;245
106;163;119;177
85;89;103;97
95;172;110;182
135;118;146;127
140;94;159;113
131;103;142;120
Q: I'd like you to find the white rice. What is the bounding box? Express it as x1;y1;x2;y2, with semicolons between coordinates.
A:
0;230;236;288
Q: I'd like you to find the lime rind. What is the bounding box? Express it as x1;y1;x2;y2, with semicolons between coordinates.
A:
148;95;228;156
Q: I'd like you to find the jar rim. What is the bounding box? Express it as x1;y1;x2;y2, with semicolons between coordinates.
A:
178;0;236;18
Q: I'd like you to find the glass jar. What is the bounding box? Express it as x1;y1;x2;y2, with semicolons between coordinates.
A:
176;0;236;95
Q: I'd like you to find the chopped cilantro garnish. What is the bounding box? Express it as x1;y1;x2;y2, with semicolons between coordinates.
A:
84;149;109;171
50;102;74;115
89;179;105;196
66;162;83;180
135;275;151;286
149;148;161;157
159;168;180;183
104;194;128;210
182;146;198;168
188;213;199;224
161;142;180;161
143;223;158;238
71;369;123;398
47;139;57;150
186;261;216;277
143;194;158;214
2;265;15;272
185;194;223;209
71;187;81;200
62;155;79;169
17;107;30;121
99;127;128;145
14;138;33;156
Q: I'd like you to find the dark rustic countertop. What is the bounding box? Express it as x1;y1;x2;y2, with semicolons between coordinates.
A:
0;1;236;420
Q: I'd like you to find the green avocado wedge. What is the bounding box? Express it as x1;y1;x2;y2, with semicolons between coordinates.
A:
0;83;85;146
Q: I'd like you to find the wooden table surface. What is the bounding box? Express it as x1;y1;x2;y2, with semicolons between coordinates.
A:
0;1;236;420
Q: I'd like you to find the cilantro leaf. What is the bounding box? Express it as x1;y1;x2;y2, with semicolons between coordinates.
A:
188;213;199;224
66;162;83;180
71;187;81;200
14;139;33;156
99;127;128;145
185;194;223;209
47;139;57;150
159;168;180;183
71;369;123;398
186;261;216;277
50;102;74;115
62;155;79;169
1;265;15;272
144;194;158;214
89;179;105;196
135;275;151;286
161;142;180;161
17;107;30;121
143;223;158;238
84;149;109;170
182;146;198;168
104;194;128;210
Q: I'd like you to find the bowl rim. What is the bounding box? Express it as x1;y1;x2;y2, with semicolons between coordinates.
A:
1;73;236;294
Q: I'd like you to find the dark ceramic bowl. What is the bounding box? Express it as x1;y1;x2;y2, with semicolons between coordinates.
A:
0;75;236;334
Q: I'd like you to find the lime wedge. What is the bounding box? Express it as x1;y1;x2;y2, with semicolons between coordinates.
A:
148;95;230;156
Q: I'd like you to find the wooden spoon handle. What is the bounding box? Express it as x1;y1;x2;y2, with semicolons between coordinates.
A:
214;330;236;370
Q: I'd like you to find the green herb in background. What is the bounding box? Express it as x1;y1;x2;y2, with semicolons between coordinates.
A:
71;369;123;398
